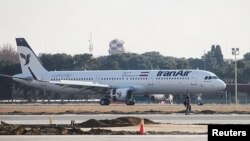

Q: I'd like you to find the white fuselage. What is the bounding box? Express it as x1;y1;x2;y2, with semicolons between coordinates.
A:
13;69;226;95
10;38;227;105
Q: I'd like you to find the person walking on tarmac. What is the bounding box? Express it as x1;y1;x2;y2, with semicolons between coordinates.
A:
184;94;191;115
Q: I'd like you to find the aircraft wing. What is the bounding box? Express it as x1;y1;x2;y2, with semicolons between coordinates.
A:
50;80;111;93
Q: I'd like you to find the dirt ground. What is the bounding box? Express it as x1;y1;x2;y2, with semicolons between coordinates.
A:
2;104;245;135
0;104;249;114
91;124;207;134
0;117;207;135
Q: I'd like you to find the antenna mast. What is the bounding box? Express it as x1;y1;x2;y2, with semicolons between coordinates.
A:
89;32;93;54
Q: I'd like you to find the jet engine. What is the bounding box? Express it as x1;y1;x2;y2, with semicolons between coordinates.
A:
110;88;135;105
149;94;173;104
149;94;166;101
100;88;135;105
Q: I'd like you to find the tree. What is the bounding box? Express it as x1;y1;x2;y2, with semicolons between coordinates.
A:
214;45;224;65
127;55;151;69
73;54;93;70
211;45;216;52
39;53;74;71
243;52;250;60
187;58;204;69
161;57;177;69
0;44;20;100
0;44;19;64
202;50;218;71
142;52;178;69
242;61;250;82
202;45;226;79
97;55;120;70
0;44;21;75
142;52;165;69
176;58;188;69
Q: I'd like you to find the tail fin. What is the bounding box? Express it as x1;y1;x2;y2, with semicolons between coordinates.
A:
16;38;48;74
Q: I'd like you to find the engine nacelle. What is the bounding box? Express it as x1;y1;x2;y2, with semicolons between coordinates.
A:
149;94;166;101
149;94;173;104
110;88;132;102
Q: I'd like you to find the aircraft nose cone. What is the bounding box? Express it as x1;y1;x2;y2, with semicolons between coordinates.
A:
219;80;227;91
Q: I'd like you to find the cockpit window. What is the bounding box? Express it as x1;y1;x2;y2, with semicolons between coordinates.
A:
212;76;218;79
205;75;218;80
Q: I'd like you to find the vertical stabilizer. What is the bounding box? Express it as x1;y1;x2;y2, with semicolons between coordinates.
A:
16;38;47;75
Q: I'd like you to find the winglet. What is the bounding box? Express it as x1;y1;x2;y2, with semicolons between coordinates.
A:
28;67;38;80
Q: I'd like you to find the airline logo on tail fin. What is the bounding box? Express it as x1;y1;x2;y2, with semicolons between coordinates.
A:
16;38;31;48
16;38;48;74
20;53;31;65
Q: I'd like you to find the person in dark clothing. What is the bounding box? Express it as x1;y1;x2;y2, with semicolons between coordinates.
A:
184;94;191;115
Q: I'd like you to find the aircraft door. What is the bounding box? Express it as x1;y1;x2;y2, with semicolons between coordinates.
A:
148;77;154;85
148;73;154;85
95;75;101;83
191;72;197;85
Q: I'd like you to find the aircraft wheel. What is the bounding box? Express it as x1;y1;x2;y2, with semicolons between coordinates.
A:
100;98;110;105
126;99;135;105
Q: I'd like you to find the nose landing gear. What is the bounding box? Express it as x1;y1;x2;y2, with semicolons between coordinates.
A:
126;90;135;105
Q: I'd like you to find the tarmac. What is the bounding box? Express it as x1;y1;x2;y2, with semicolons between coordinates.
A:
0;104;249;140
1;114;250;125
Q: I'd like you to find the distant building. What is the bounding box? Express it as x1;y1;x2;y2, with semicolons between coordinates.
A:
108;39;125;55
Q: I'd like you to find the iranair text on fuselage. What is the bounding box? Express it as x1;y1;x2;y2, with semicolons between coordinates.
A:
157;70;192;77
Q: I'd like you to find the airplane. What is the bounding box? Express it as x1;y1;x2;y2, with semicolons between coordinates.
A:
0;38;226;105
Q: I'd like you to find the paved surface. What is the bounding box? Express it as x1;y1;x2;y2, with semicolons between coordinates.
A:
1;114;249;140
0;114;250;124
0;135;207;141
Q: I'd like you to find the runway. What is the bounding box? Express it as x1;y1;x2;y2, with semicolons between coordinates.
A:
0;114;250;125
1;114;249;141
0;135;207;141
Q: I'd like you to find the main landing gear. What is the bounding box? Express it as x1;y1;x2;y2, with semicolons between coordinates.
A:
126;90;135;105
126;99;135;105
100;98;135;105
100;98;110;105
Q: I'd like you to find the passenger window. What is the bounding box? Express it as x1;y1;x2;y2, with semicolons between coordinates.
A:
205;76;208;80
209;76;212;80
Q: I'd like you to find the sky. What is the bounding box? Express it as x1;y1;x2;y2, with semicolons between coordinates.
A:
0;0;250;59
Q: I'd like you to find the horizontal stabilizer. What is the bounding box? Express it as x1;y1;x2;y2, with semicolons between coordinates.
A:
0;74;33;81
